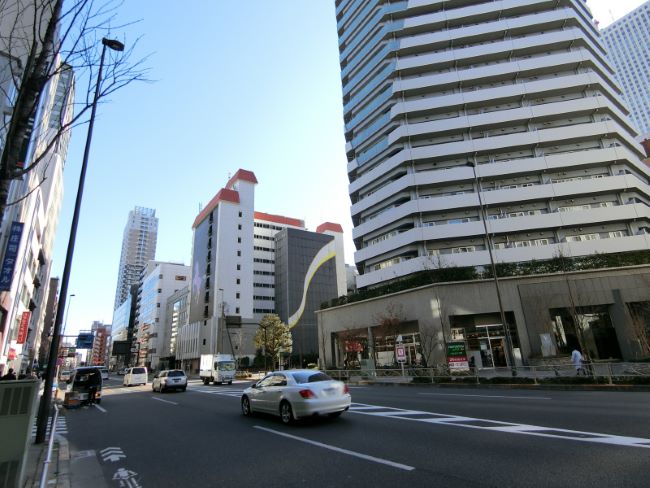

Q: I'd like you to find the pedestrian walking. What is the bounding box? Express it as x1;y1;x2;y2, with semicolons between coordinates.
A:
0;368;17;380
571;348;584;375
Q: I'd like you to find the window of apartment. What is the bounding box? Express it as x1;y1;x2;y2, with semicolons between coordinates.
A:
452;246;476;253
609;231;626;238
202;339;206;345
239;211;242;218
237;264;241;270
157;289;162;293
237;250;241;257
236;292;240;299
238;224;242;230
175;275;187;281
236;278;240;285
158;274;163;279
236;307;240;314
157;303;160;308
238;237;241;243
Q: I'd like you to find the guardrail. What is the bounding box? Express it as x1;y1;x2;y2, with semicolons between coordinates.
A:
324;362;650;386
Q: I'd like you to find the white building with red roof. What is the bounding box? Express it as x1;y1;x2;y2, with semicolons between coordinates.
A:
178;169;346;366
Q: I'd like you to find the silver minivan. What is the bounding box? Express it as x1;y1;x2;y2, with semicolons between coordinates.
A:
123;366;148;386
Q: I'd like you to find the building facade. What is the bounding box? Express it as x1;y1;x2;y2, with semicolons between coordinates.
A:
600;1;650;137
335;0;650;290
113;207;158;310
274;225;345;361
0;53;74;374
134;261;189;370
185;169;347;367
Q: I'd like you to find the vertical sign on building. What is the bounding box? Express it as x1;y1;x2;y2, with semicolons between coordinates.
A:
0;221;24;291
16;311;31;344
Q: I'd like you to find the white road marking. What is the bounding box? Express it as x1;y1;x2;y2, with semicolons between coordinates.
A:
418;393;552;400
94;404;108;413
152;397;178;405
254;426;415;471
350;403;650;449
192;387;245;398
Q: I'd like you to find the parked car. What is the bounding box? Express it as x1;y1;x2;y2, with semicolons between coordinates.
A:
66;366;103;405
241;370;351;424
152;370;187;392
123;367;148;387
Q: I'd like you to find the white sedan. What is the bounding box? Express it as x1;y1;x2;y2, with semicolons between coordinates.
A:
241;370;351;424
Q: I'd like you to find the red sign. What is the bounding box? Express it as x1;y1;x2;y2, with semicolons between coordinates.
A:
8;348;16;360
16;311;30;344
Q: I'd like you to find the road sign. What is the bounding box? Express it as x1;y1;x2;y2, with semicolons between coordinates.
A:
395;345;407;363
76;333;94;349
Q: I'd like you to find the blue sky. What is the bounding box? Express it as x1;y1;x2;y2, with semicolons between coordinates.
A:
51;0;647;336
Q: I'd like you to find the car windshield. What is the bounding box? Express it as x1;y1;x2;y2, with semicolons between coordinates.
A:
291;372;333;384
132;368;146;374
168;370;185;377
217;362;235;371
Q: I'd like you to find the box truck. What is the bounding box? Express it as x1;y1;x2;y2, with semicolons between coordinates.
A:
200;354;236;385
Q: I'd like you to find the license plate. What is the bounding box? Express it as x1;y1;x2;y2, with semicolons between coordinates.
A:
323;388;337;396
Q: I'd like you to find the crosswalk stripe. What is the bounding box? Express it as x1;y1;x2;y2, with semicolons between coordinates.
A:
31;417;68;437
349;403;650;449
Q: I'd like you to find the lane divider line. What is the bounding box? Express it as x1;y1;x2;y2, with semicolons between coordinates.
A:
253;426;415;471
152;397;178;405
94;404;107;413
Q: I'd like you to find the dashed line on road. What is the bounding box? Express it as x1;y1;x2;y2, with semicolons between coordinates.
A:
94;404;107;413
254;426;415;471
349;403;650;449
152;397;178;405
418;392;552;400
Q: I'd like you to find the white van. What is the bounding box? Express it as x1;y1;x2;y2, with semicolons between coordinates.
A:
123;366;148;386
98;367;109;380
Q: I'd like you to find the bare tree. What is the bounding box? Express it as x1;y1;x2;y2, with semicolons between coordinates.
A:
0;0;149;227
371;301;405;364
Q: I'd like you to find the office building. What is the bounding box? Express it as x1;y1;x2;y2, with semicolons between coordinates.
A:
335;0;650;290
134;261;189;370
113;207;158;310
187;169;346;365
600;1;650;136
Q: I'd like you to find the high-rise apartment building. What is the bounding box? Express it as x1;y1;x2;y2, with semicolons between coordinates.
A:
600;1;650;137
336;0;650;289
113;207;158;310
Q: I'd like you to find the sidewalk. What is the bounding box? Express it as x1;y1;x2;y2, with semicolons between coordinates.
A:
22;432;70;488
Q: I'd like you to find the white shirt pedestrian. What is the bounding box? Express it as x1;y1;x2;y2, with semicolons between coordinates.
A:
571;349;583;375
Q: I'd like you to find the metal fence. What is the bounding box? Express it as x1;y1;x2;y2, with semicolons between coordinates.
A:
324;362;650;385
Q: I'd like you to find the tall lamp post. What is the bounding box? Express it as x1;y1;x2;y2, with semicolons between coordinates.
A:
36;38;125;444
467;161;516;369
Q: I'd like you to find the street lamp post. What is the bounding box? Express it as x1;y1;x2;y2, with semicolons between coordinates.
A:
35;38;125;444
467;161;516;369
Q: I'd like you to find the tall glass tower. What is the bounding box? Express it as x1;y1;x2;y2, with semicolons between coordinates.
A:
335;0;650;289
600;1;650;136
113;207;158;309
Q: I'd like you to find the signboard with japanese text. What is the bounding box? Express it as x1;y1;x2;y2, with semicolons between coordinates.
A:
0;221;24;291
447;342;469;372
16;311;30;344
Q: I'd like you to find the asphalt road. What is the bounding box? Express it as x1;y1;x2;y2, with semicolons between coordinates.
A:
60;377;650;488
